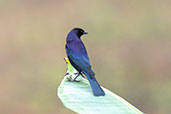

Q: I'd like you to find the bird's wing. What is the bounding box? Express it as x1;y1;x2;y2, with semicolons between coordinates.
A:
66;44;91;69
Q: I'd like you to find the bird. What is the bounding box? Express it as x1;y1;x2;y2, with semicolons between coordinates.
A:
65;28;105;96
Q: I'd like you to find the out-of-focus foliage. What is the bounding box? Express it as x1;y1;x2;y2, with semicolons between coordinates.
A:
0;0;171;114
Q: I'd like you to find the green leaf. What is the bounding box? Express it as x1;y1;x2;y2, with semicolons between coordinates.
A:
58;58;144;114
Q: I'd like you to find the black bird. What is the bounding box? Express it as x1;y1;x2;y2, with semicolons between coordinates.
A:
65;28;105;96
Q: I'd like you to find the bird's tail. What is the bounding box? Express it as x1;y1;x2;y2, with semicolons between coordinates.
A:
83;72;105;96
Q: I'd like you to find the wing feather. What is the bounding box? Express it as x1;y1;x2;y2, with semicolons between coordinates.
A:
65;44;91;69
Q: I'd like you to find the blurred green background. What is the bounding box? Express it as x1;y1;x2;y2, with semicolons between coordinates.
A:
0;0;171;114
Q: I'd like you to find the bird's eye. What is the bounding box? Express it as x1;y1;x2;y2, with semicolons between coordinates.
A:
81;30;84;33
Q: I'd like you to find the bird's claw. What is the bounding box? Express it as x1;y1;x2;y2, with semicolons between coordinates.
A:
65;72;80;82
64;72;69;77
70;73;80;82
68;74;80;82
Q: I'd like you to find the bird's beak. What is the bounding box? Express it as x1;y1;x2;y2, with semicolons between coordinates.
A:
83;32;88;34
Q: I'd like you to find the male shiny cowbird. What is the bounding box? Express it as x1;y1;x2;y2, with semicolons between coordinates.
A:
65;28;105;96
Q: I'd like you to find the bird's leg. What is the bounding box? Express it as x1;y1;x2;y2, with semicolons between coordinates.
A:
65;71;86;82
70;73;80;82
80;72;87;79
67;72;80;82
70;72;87;81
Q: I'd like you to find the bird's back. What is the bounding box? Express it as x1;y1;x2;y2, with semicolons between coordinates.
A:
66;36;94;76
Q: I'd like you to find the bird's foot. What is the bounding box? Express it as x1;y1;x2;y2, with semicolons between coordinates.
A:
64;72;69;77
64;72;81;82
69;73;80;82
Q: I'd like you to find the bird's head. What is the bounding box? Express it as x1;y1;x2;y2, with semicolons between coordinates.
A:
71;28;88;38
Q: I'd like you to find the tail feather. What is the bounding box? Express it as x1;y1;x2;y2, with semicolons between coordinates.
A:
83;72;105;96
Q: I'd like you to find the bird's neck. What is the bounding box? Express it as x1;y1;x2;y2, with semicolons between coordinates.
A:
67;33;81;42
